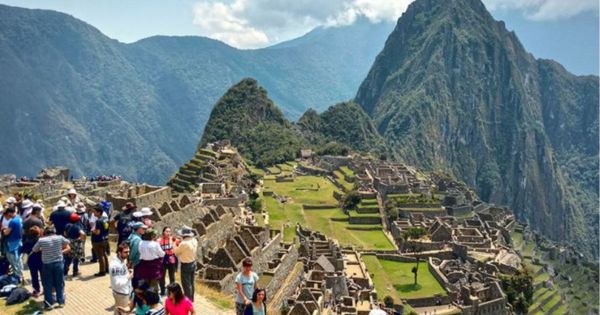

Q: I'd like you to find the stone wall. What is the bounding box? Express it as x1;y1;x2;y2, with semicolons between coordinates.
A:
265;245;300;299
202;196;243;207
153;203;237;262
404;295;450;308
399;209;447;218
268;262;305;312
200;183;224;194
106;184;171;210
475;297;509;315
216;233;282;294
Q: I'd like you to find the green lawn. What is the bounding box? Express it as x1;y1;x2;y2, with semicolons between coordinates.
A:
511;231;523;249
262;175;394;249
339;166;355;177
334;170;355;191
363;256;447;300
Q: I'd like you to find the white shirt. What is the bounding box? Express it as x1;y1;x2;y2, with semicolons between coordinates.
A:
138;240;164;261
109;255;132;295
1;215;10;229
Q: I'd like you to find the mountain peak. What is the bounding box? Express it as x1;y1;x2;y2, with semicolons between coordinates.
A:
354;0;599;258
200;78;287;146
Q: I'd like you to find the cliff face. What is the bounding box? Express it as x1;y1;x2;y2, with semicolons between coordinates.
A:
355;0;599;257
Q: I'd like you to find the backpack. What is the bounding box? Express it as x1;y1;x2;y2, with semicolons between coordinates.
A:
118;212;133;237
6;287;30;305
0;284;16;297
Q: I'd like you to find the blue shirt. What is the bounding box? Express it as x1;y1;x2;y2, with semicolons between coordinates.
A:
235;272;258;303
128;232;142;267
92;218;109;243
6;216;22;252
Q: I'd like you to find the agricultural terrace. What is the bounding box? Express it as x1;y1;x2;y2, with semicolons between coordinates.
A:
362;256;447;300
261;173;394;250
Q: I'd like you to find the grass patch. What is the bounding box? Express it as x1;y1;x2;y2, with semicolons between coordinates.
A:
334;170;355;191
363;256;447;300
262;176;393;250
197;283;235;310
2;299;42;315
339;166;355;177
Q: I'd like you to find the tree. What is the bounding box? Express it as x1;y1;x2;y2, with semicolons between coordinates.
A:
341;190;361;211
249;198;262;212
412;257;420;285
401;227;426;241
500;269;534;314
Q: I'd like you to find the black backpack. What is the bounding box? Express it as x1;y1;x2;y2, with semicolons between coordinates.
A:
6;288;31;305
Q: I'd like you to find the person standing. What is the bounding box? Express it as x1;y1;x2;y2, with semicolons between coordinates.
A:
235;258;259;315
92;205;109;276
113;202;136;247
32;226;71;310
63;213;85;277
49;201;72;236
110;243;133;315
128;222;148;286
159;227;179;296
137;229;164;291
1;207;23;282
22;206;44;296
1;197;16;255
172;226;197;301
243;289;267;315
65;188;80;208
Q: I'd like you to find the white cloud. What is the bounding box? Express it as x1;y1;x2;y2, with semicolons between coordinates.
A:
192;0;599;48
192;1;269;49
483;0;598;20
192;0;411;48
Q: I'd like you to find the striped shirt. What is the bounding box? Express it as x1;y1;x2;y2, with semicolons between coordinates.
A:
145;307;165;315
32;235;70;264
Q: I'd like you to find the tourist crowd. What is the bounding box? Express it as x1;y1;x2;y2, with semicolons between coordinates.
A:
0;189;267;314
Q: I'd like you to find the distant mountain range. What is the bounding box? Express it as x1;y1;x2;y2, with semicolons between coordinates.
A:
0;4;393;183
199;0;599;259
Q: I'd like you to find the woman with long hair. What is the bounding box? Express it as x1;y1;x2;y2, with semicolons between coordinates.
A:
243;288;266;315
165;283;194;315
159;227;179;296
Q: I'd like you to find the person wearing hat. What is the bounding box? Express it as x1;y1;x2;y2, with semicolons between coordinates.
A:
2;207;23;282
128;221;147;286
235;258;259;315
48;200;72;236
113;202;137;247
63;212;86;277
173;226;198;301
65;188;80;207
91;205;110;276
32;226;71;310
140;207;154;229
20;199;34;220
22;206;44;297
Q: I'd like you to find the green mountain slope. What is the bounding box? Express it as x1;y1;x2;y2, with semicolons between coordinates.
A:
355;0;599;258
0;4;393;183
199;79;384;166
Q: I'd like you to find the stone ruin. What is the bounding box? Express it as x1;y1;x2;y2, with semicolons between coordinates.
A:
285;226;376;315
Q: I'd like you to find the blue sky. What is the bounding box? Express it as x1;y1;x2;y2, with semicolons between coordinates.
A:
1;0;597;75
